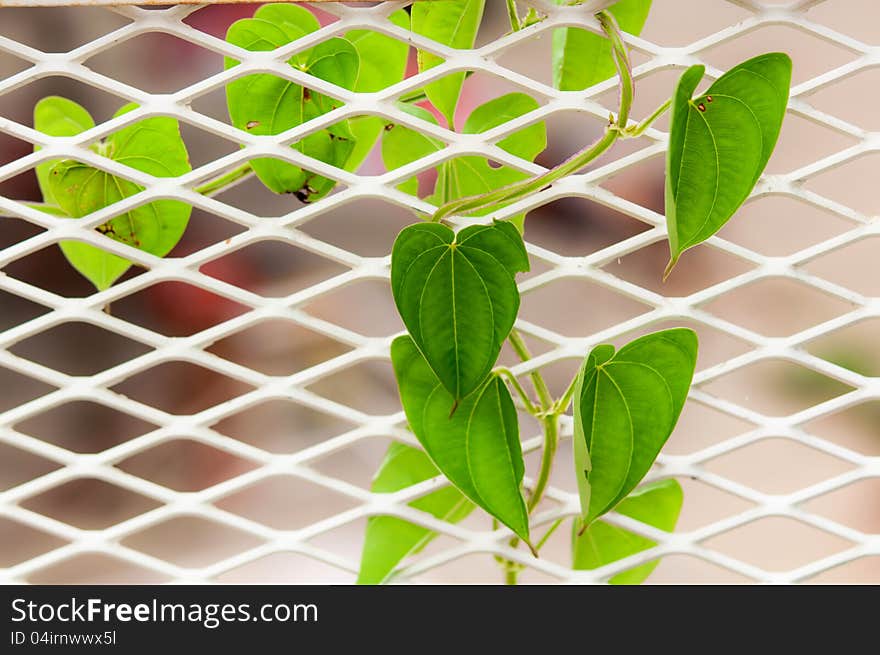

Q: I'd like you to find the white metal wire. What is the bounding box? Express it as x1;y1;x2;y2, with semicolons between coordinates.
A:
0;0;878;584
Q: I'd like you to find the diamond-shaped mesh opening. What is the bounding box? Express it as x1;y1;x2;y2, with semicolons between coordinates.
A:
201;239;349;297
0;0;877;585
110;281;250;338
701;359;855;416
208;318;352;376
0;7;129;53
20;477;161;530
520;277;653;338
26;553;170;585
805;402;880;457
85;33;223;94
111;361;255;415
718;196;856;257
215;552;352;584
0;443;61;491
304;280;401;338
307;360;401;416
15;400;156;453
700;278;855;337
9;321;151;376
122;515;264;568
805;318;880;378
116;439;259;492
802;479;880;534
805;153;880;216
702;517;854;572
212;399;356;454
215;475;360;530
803;236;880;297
705;438;855;495
0;517;66;567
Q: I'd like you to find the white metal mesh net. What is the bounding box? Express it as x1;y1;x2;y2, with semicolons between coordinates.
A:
0;0;878;584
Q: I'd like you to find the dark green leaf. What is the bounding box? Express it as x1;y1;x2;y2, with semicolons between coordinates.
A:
225;4;359;201
553;0;652;91
36;101;192;291
391;336;529;542
411;0;486;127
391;221;528;403
357;442;474;585
665;53;791;276
572;328;697;525
572;478;682;584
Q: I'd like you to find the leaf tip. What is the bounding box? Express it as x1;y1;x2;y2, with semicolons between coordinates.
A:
662;255;679;282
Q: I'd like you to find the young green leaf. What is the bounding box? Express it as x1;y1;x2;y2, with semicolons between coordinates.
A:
391;221;529;404
35;100;192;291
665;53;791;277
572;478;682;584
552;0;652;91
391;335;530;543
344;10;410;173
357;442;474;585
411;0;486;127
572;328;697;526
225;4;359;201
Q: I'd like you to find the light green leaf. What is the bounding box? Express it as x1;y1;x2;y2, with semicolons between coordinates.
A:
553;0;652;91
225;4;359;201
357;442;474;585
391;221;529;404
381;103;444;196
37;101;192;291
665;53;791;276
344;10;411;173
34;96;95;206
572;328;697;525
391;335;530;543
572;478;683;584
411;0;486;127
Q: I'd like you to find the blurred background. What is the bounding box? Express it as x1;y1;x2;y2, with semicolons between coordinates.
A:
1;0;878;583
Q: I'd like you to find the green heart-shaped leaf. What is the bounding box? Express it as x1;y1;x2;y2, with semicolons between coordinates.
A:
665;53;791;276
411;0;486;128
572;328;697;526
572;478;683;584
35;99;192;291
357;442;474;585
225;4;359;201
391;220;529;404
552;0;652;91
391;335;530;543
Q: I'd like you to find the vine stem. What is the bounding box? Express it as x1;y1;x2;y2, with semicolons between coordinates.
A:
431;9;636;224
193;163;253;196
506;0;522;32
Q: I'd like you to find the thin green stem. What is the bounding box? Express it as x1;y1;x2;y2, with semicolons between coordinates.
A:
431;8;635;224
555;373;580;415
497;368;540;416
528;414;558;513
507;329;553;410
193;163;253;196
535;518;564;552
506;0;522;32
621;98;672;138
